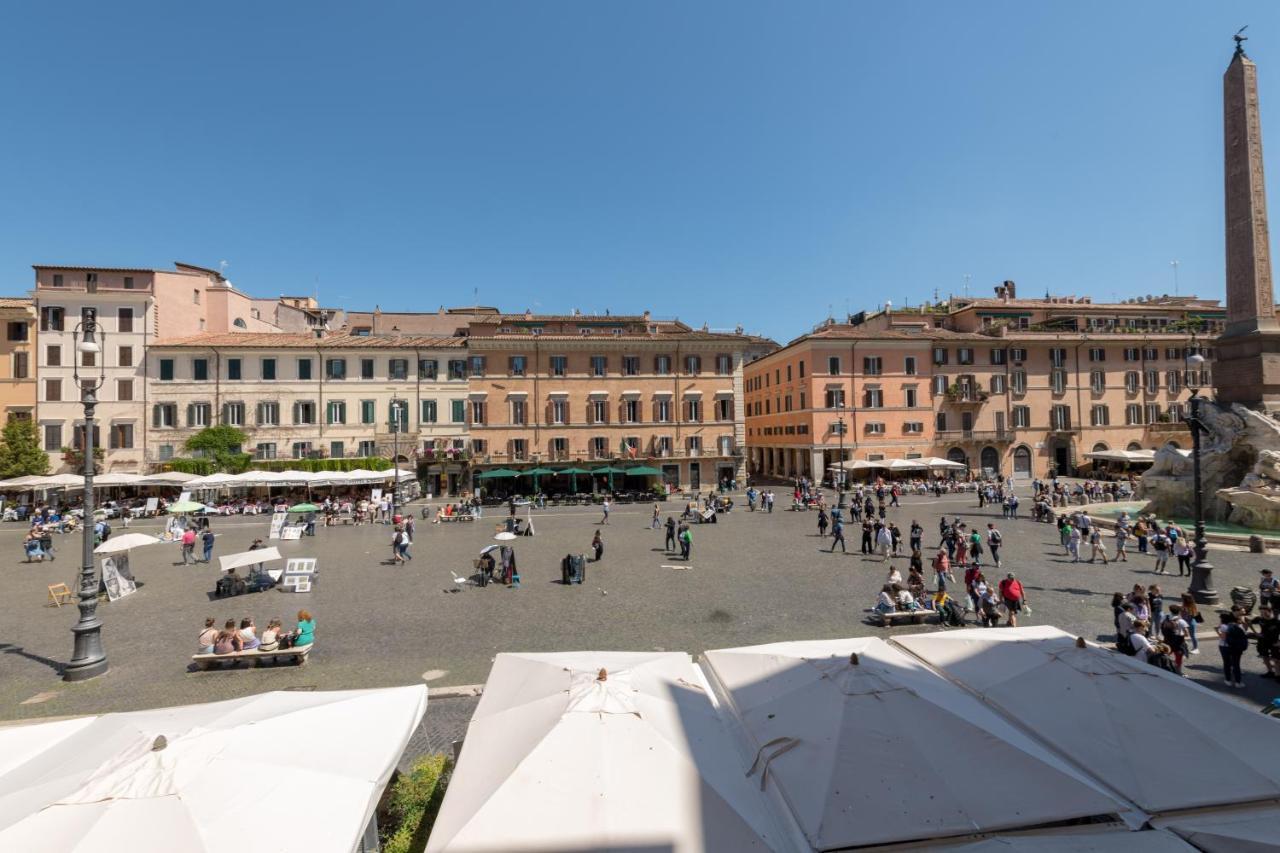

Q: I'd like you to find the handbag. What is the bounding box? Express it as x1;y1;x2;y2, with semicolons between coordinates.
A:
1194;612;1205;624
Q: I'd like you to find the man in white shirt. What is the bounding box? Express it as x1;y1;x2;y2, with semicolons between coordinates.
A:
1129;623;1156;663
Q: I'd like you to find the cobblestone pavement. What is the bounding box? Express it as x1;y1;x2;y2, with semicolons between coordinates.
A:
3;491;1276;751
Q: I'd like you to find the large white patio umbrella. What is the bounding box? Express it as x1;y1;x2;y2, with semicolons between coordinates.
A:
427;651;794;852
921;456;968;470
134;471;199;486
893;627;1280;815
701;637;1123;850
884;458;928;471
0;686;427;853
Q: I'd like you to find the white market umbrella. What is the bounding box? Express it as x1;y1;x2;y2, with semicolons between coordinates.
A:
40;473;89;489
0;475;46;490
885;458;928;471
427;652;790;852
921;456;968;470
94;533;162;555
184;472;242;490
834;460;883;471
893;627;1280;815
217;547;282;573
134;471;199;486
701;637;1123;850
91;473;143;488
0;686;427;853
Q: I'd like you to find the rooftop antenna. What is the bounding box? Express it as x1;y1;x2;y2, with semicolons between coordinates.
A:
1170;260;1180;296
962;274;971;297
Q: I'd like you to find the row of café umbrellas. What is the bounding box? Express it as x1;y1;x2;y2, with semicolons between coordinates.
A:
0;468;413;493
476;464;663;492
833;456;968;473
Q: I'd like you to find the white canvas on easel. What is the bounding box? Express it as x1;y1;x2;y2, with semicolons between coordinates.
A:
268;511;287;539
100;556;137;602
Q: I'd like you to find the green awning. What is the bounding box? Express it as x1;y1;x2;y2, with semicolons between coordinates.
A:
558;468;592;475
476;468;520;479
625;466;663;475
593;466;628;474
525;467;557;476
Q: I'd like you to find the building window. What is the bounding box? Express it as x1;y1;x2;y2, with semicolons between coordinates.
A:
1091;405;1110;426
654;355;671;375
591;355;607;376
863;387;883;408
156;443;174;461
192;358;208;381
123;276;134;290
799;360;806;378
904;421;924;433
291;442;312;459
470;439;488;455
1145;403;1162;424
6;321;27;341
828;356;841;374
223;402;245;426
118;346;133;367
863;356;882;376
1050;370;1067;394
448;359;467;380
654;399;671;423
112;377;131;402
936;412;948;431
1050;348;1067;368
1125;371;1139;393
292;401;317;425
552;437;569;458
1010;348;1027;362
512;400;527;425
470;400;486;424
550;399;568;424
716;398;733;421
1167;370;1182;394
325;358;347;380
450;399;465;423
1089;347;1106;362
261;358;276;380
360;358;375;380
1126;404;1142;425
1143;347;1158;361
824;388;845;408
152;403;177;428
44;424;62;451
326;401;346;425
904;387;918;407
12;351;28;379
622;399;639;423
51;274;64;287
256;401;279;426
357;440;375;457
865;422;886;434
109;423;134;449
551;356;567;376
187;402;211;428
1090;370;1105;393
329;441;345;459
117;308;133;333
591;436;608;459
990;348;1006;365
989;375;1006;395
222;358;240;381
1050;405;1072;431
716;354;732;375
591;399;608;424
687;435;702;454
932;375;948;395
297;358;313;380
685;399;702;422
957;348;974;365
40;307;64;332
932;348;948;365
623;356;640;376
1012;406;1031;428
46;345;61;367
44;379;61;402
1144;370;1159;394
685;355;702;375
389;359;408;380
1124;347;1140;362
509;355;527;377
193;288;200;305
421;400;438;423
469;355;486;377
389;401;409;431
419;359;438;380
1168;402;1185;422
361;400;376;424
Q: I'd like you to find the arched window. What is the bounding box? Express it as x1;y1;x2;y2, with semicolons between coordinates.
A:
980;446;999;472
1013;445;1032;475
1092;442;1109;452
1126;441;1143;451
946;447;967;465
233;317;247;329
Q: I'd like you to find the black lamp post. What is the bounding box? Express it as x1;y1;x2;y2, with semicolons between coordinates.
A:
835;404;848;508
1184;336;1219;605
64;308;108;682
389;396;406;521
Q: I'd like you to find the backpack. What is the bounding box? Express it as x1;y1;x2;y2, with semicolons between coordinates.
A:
1160;619;1186;649
989;530;1001;545
1226;623;1250;653
940;600;966;628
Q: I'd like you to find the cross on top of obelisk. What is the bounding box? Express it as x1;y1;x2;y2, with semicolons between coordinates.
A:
1235;25;1249;58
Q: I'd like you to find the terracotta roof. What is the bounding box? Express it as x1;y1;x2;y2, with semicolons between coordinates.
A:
32;265;169;274
150;333;466;349
804;326;985;341
489;314;658;324
952;298;1225;312
0;297;33;308
342;309;496;335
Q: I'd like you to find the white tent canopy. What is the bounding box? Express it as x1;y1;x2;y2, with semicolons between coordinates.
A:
0;686;426;853
1084;449;1157;464
217;547;282;573
427;651;796;853
894;828;1197;852
893;627;1280;815
1154;804;1280;853
94;533;162;555
701;637;1123;850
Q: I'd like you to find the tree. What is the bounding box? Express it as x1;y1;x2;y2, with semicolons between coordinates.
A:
183;425;252;473
0;417;50;477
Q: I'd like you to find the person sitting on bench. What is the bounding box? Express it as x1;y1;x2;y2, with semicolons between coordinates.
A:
239;617;261;650
874;584;897;615
285;610;315;648
198;617;218;654
259;618;283;652
214;620;242;655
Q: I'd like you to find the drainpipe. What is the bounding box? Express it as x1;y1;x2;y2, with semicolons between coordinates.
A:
316;345;324;452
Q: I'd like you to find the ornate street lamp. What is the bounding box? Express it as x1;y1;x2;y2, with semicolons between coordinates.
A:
1183;335;1218;605
388;396;406;521
64;308;108;682
835;403;848;509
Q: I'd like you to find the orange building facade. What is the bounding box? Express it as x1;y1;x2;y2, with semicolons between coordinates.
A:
746;286;1221;483
466;312;774;491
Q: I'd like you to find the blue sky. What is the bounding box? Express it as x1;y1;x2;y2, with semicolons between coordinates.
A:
1;1;1276;341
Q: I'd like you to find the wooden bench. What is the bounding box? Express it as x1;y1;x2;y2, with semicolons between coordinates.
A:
192;644;313;670
876;609;938;628
439;514;474;523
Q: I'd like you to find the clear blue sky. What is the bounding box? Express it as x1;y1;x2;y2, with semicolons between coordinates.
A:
2;1;1277;341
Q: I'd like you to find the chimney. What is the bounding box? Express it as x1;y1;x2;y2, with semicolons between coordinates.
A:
573;308;582;317
642;310;651;322
1004;280;1017;299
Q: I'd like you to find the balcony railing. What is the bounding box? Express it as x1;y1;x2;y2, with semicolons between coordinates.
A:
935;429;1011;442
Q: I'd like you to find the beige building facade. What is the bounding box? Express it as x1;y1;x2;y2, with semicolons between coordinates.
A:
466;312;773;491
746;286;1219;483
0;297;37;424
144;333;472;494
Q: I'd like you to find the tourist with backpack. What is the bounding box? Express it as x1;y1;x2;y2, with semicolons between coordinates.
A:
986;524;1002;568
1218;612;1250;688
1161;605;1190;673
1151;531;1171;574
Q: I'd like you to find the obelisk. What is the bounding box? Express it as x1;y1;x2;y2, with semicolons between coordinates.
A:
1216;34;1280;410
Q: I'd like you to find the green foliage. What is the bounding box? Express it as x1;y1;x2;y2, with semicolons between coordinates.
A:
182;426;251;473
379;753;451;853
0;417;50;478
164;458;217;476
252;457;392;472
60;446;104;476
